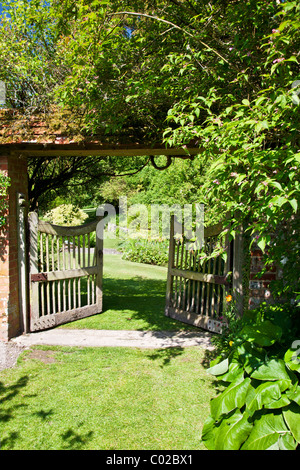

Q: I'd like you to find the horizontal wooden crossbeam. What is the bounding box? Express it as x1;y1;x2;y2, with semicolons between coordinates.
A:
0;142;202;157
31;266;98;282
170;268;230;286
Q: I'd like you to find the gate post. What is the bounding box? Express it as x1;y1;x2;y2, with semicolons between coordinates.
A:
165;214;175;315
232;222;251;316
17;193;29;333
96;216;104;311
0;153;28;340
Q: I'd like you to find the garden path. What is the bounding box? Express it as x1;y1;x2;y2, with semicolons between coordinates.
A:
1;328;214;370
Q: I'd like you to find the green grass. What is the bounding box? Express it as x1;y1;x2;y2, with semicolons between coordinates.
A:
0;250;217;450
0;346;216;450
60;253;197;331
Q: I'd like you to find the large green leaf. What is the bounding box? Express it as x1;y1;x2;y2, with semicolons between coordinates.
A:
241;320;282;347
251;359;291;382
284;348;300;372
201;409;253;450
283;402;300;443
234;342;266;375
201;415;217;450
267;433;298;450
218;362;244;383
241;412;291;450
286;385;300;406
210;377;251;420
265;394;291;410
247;381;284;414
206;358;229;376
214;409;253;450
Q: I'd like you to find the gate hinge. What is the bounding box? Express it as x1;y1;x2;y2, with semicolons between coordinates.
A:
31;272;48;282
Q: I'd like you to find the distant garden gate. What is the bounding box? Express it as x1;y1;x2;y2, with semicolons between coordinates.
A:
165;215;245;333
28;212;103;332
1;139;248;341
27;212;243;334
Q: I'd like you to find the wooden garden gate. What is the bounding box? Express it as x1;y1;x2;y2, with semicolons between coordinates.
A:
28;212;103;332
165;216;232;333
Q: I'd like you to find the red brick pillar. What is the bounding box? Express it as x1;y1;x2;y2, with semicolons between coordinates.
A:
0;154;28;341
249;245;277;309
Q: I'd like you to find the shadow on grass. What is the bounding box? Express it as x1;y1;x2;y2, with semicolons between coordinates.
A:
145;347;185;368
61;428;94;450
0;376;30;449
102;275;197;331
0;375;95;450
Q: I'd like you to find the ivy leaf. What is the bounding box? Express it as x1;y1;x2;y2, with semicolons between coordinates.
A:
256;235;271;252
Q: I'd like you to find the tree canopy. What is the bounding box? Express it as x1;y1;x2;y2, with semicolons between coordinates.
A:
0;0;299;296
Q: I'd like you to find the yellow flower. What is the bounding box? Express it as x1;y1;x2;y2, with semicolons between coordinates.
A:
226;294;232;302
229;341;233;347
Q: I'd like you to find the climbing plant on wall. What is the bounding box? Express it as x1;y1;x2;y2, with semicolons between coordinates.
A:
0;170;10;229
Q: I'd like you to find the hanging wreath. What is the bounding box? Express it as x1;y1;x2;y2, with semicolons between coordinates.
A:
150;155;172;170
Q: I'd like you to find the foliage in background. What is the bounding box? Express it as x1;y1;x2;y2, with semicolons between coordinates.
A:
0;170;10;229
0;0;63;112
43;204;88;226
1;0;299;452
202;302;300;450
120;238;169;267
163;1;300;300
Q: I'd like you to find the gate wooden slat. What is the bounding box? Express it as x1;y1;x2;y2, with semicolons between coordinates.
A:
165;215;232;334
29;213;103;332
29;212;40;327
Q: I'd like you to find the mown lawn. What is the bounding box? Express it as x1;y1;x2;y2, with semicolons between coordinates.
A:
0;250;217;450
60;252;197;331
0;346;216;450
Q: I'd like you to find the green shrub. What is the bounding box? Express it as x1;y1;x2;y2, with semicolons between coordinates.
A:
120;238;169;267
202;303;300;450
43;204;88;226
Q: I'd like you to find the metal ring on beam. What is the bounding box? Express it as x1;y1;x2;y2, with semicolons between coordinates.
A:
150;155;172;170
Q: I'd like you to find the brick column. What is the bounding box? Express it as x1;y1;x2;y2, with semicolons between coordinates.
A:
0;154;28;341
249;244;277;309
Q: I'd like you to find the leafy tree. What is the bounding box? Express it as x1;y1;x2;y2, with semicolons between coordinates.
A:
0;0;63;112
1;0;299;297
27;155;150;211
163;1;300;298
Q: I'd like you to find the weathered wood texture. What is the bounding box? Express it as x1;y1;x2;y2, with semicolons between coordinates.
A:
28;213;103;332
165;216;232;334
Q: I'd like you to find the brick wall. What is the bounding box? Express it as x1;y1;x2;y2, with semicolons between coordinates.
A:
249;244;277;309
0;154;28;341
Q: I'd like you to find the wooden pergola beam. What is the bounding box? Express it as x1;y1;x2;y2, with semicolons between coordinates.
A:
0;142;202;158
